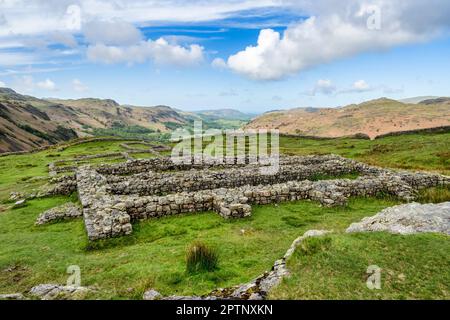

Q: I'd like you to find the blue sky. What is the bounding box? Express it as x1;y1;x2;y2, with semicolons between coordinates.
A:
0;0;449;113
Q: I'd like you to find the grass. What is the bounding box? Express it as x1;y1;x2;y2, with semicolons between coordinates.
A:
269;233;450;300
0;140;136;201
0;196;399;299
280;132;450;175
186;242;219;273
416;185;450;204
0;131;448;299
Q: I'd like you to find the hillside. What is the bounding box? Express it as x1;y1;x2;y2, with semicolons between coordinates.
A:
246;98;450;139
0;88;191;153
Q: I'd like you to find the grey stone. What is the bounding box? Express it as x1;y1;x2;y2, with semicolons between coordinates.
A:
143;289;162;300
346;202;450;235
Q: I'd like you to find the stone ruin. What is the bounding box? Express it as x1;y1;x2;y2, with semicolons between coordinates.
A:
44;154;449;241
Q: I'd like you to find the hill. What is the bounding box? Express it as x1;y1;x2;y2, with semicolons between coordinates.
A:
246;98;450;139
0;88;192;153
399;96;440;104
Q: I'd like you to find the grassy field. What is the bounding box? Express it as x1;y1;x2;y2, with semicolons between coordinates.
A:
269;232;450;300
0;196;401;299
280;132;450;175
0;131;449;299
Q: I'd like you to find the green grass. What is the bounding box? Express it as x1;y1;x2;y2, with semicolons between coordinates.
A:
0;140;135;201
0;131;448;299
280;132;450;175
416;185;450;204
269;233;450;300
0;196;399;299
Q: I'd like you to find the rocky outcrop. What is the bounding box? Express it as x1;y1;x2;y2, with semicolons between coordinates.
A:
0;293;25;300
35;202;82;225
346;202;450;235
29;284;91;300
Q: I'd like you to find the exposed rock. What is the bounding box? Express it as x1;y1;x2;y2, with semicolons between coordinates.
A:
143;289;162;300
35;202;82;225
346;202;450;235
9;192;24;201
0;293;25;300
29;284;91;300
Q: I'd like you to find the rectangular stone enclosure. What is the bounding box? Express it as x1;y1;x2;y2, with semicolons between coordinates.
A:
67;155;450;241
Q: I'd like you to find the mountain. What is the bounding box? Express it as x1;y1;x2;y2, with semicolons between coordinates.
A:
418;97;450;105
245;98;450;139
399;96;440;104
0;88;190;153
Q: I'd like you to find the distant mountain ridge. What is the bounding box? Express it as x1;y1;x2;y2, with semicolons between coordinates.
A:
193;109;255;120
0;88;250;153
246;97;450;139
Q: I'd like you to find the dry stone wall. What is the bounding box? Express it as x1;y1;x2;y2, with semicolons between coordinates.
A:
46;154;449;241
35;202;82;225
105;157;377;196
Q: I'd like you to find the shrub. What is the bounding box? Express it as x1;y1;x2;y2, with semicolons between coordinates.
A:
186;242;218;273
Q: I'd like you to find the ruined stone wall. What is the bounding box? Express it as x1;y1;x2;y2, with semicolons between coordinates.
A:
105;157;378;196
76;168;132;241
65;155;450;241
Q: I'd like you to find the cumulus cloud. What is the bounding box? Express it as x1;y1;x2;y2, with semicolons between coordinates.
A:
13;76;57;92
226;0;450;80
305;79;387;96
211;58;228;69
0;80;6;87
37;78;57;91
72;79;88;92
338;80;374;94
305;79;337;96
87;39;204;66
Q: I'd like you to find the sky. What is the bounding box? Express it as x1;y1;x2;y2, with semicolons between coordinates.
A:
0;0;449;113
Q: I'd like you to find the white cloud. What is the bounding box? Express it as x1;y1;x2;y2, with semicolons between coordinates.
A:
49;32;78;48
353;80;370;91
338;80;374;94
14;76;57;92
37;78;57;91
226;0;450;80
0;0;279;38
211;58;228;69
12;75;35;92
84;19;142;46
0;80;5;87
306;79;337;96
87;39;204;66
72;78;88;92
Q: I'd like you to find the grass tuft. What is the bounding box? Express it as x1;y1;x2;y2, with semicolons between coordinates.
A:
186;242;219;274
416;186;450;204
296;236;332;256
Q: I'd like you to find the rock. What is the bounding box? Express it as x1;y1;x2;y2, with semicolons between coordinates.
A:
0;293;25;300
35;202;82;225
12;199;27;209
346;202;450;235
143;289;162;300
9;192;24;201
29;284;91;300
